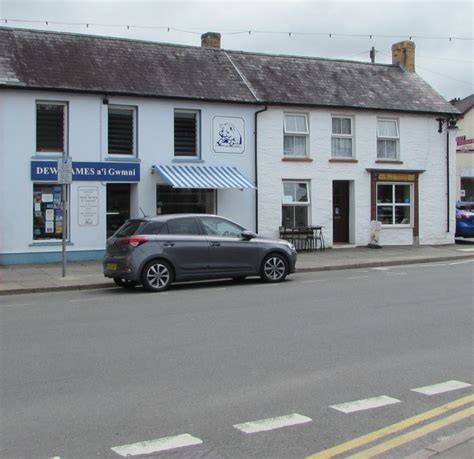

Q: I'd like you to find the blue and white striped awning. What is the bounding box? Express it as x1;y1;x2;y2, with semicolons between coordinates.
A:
153;165;256;189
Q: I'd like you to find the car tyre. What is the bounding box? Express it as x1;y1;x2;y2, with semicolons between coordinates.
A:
260;253;288;283
113;277;138;289
141;260;173;292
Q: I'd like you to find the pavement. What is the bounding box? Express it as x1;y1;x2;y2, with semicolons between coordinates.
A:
1;242;473;296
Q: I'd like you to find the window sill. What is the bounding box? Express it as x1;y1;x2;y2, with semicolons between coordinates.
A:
376;160;403;164
329;158;358;163
380;225;413;229
172;158;205;163
29;241;74;247
105;156;141;162
281;157;313;162
32;153;64;159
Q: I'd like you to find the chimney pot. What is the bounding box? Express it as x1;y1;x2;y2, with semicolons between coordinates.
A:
391;40;416;72
201;32;221;49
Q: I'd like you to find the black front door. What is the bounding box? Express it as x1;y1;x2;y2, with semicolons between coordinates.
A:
106;184;130;238
333;181;350;243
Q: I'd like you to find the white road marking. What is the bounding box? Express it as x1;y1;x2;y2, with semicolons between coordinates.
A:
111;434;203;457
449;259;474;265
385;272;407;276
411;380;472;396
234;413;312;434
372;267;391;271
456;248;474;252
330;395;401;413
300;279;328;284
347;276;369;280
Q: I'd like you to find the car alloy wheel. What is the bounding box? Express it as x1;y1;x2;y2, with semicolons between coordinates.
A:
261;254;288;283
142;260;173;292
113;277;138;289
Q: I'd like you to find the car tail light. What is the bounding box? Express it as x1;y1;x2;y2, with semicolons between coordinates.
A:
119;236;147;247
456;212;471;219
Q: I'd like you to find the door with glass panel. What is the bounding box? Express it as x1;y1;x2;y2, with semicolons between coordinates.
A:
333;181;350;243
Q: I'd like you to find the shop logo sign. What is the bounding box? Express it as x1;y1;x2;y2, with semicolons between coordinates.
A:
31;161;140;182
213;116;245;154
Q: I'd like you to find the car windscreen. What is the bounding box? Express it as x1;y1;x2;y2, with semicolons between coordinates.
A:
457;202;474;212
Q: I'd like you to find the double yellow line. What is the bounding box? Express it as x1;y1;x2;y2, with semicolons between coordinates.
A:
307;394;474;459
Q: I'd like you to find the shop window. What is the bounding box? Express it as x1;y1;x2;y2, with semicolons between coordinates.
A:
377;183;412;225
174;110;200;157
284;113;309;157
33;184;65;240
157;186;215;214
332;116;353;158
36;102;66;153
282;181;310;227
377;119;399;159
108;106;137;155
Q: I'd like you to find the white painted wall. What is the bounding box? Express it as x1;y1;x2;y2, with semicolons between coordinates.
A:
0;89;257;262
257;107;456;246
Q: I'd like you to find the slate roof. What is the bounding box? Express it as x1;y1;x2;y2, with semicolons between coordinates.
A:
0;27;458;115
451;94;474;114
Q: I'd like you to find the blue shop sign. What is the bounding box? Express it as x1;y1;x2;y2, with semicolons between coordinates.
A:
31;161;140;182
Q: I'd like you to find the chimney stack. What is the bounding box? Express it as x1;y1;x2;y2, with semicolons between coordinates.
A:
201;32;221;49
391;40;416;72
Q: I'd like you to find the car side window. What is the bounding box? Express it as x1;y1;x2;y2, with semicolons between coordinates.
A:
200;217;244;237
166;217;201;235
141;222;168;235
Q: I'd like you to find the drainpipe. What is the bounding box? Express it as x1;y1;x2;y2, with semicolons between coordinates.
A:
446;127;450;233
254;105;268;233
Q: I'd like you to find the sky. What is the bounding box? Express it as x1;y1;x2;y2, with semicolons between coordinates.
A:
1;0;472;101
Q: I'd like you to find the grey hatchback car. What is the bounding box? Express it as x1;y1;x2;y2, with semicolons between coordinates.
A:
103;214;297;292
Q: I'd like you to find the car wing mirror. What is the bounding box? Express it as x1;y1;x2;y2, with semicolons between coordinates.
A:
241;230;257;240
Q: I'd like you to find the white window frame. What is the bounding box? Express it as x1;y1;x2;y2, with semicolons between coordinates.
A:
174;109;201;158
376;182;413;227
107;104;138;157
283;113;309;157
377;118;400;159
282;180;311;227
36;100;68;155
331;115;354;158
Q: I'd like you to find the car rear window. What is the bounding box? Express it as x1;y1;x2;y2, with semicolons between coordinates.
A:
113;220;147;237
113;220;168;237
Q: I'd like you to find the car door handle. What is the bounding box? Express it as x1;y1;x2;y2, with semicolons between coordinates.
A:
163;242;175;247
210;242;221;247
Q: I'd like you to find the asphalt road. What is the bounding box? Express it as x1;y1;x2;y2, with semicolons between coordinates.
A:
1;260;473;458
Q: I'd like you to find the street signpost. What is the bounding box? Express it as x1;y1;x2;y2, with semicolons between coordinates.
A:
57;157;72;277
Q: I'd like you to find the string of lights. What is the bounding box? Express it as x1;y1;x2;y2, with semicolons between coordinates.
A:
1;18;473;42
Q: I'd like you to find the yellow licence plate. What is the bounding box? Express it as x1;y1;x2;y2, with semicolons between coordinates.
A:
106;263;117;271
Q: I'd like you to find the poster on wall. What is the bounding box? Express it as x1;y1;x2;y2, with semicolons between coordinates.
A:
212;116;245;154
78;186;99;226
